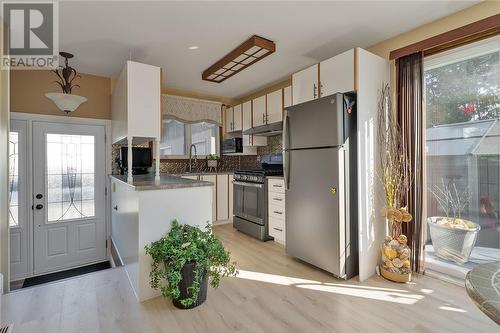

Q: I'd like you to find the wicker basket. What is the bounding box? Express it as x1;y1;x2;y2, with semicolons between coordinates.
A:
380;265;411;283
427;217;480;264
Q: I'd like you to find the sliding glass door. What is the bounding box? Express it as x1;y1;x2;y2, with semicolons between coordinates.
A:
424;35;500;280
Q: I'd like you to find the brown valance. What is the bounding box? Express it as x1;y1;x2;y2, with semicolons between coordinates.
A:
390;14;500;60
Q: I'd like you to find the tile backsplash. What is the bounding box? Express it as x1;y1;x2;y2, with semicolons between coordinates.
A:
112;135;283;174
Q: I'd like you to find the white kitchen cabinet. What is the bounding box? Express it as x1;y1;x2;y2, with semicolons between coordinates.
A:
112;61;161;143
225;106;233;133
268;178;285;244
233;104;242;131
242;101;252;146
252;95;266;127
228;174;234;220
216;174;229;221
266;89;283;124
201;175;217;223
292;64;318;105
320;49;355;97
283;85;292;108
111;60;161;183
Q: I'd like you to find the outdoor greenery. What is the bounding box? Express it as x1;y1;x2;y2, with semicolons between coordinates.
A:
425;51;499;127
145;220;237;306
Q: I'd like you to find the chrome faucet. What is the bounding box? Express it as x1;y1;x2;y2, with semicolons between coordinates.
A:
189;144;197;173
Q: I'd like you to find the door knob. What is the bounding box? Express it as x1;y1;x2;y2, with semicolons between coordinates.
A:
35;204;44;210
330;187;337;195
36;193;43;199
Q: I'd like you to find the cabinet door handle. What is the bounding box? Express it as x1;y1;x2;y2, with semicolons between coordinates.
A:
273;184;282;188
113;205;118;211
319;82;323;97
313;83;317;99
273;198;283;201
262;113;265;124
273;211;283;215
273;227;283;232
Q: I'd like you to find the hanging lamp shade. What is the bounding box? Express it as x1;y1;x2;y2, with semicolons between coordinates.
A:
46;51;87;114
45;93;88;114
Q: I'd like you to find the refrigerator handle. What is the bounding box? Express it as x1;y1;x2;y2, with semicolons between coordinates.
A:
283;109;290;190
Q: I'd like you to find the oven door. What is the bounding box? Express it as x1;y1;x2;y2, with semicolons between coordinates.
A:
233;180;266;225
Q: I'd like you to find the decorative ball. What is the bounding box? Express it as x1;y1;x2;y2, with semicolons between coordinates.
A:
384;247;397;260
392;258;403;268
397;235;408;244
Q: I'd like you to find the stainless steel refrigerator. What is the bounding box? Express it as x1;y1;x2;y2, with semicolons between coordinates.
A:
283;93;358;279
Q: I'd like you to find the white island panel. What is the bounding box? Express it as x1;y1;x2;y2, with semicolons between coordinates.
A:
137;186;212;301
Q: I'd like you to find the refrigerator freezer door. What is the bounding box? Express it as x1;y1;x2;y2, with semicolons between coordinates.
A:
285;147;345;277
284;93;344;150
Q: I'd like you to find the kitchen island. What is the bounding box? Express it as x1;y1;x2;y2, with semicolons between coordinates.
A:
110;174;213;301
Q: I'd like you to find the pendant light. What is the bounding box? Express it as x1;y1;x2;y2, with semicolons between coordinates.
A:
45;51;88;114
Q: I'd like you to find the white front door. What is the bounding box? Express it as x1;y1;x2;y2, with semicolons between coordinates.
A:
32;121;106;275
9;120;29;280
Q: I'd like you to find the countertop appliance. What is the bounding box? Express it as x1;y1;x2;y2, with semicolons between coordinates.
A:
222;137;243;154
233;153;283;241
283;93;358;279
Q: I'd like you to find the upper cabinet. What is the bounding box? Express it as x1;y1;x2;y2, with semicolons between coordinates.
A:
266;89;283;124
233;104;242;131
252;95;266;127
320;49;355;97
111;61;161;144
291;48;356;106
292;64;318;105
225;106;233;133
283;85;292;108
226;105;242;133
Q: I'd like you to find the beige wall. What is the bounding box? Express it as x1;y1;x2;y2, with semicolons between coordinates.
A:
367;1;500;59
10;70;111;119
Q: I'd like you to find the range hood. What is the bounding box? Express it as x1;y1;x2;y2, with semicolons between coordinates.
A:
243;121;282;136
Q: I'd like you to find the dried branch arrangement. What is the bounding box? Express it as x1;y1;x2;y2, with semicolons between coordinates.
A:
377;83;412;209
429;180;471;220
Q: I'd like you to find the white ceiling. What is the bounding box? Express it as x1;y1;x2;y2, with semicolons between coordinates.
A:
59;1;477;98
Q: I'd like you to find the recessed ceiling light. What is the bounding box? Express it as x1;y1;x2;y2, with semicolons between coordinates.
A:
188;46;199;50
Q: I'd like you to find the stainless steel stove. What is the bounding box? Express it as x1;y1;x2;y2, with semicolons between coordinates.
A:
232;154;283;241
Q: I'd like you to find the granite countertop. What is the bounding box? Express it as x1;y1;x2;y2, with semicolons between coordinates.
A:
465;261;500;325
169;171;234;176
110;174;213;191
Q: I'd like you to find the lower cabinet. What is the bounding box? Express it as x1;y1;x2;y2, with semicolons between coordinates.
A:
183;173;233;223
216;175;229;221
201;175;217;223
268;178;285;244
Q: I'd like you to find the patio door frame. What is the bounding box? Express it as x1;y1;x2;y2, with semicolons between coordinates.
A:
9;112;112;281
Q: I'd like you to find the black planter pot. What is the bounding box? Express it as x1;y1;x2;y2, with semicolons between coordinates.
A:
172;261;208;309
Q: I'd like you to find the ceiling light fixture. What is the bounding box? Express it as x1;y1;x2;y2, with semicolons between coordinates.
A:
188;46;199;50
45;51;88;114
202;35;275;83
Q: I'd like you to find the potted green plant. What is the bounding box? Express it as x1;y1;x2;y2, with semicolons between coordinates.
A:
206;154;218;171
145;220;237;309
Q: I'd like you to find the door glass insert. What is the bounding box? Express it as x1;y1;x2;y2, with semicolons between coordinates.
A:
8;132;19;227
46;134;95;222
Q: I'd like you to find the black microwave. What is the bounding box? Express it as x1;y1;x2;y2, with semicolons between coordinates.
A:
222;137;243;154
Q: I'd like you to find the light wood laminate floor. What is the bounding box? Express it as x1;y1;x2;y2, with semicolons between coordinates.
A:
2;224;497;333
